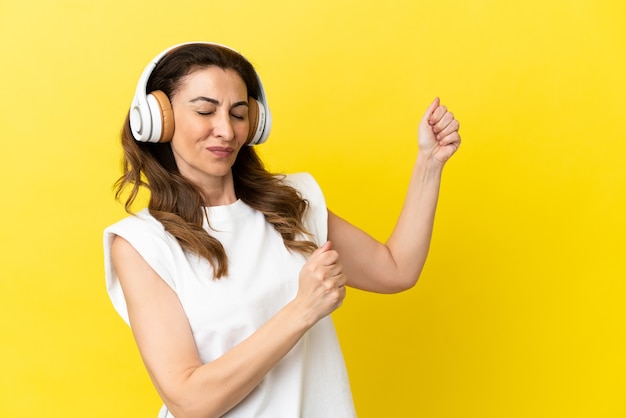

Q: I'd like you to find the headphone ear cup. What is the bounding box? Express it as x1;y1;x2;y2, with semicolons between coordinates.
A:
246;97;269;145
147;90;175;143
247;97;260;144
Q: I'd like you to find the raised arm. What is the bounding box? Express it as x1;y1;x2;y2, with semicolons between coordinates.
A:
111;237;346;418
328;97;461;293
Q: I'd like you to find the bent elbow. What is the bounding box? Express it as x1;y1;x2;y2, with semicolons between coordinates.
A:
390;276;419;293
379;272;420;294
165;398;223;418
160;382;226;418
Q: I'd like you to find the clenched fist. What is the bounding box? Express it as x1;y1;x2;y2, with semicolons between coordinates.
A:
294;241;347;326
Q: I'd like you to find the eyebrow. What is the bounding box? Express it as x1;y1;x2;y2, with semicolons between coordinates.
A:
190;96;249;108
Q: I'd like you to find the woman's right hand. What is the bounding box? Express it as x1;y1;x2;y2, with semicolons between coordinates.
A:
294;241;347;326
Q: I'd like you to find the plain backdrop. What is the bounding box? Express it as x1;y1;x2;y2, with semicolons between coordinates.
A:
1;0;624;416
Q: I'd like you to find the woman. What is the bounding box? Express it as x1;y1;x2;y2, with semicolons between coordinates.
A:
104;42;460;418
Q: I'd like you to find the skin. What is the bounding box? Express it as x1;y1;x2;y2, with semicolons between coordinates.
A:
169;66;250;205
111;66;461;418
329;97;460;293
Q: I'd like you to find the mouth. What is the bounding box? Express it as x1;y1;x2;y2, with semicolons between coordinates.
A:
207;146;235;158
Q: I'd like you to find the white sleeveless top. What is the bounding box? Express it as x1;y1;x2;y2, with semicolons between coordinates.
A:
103;173;356;417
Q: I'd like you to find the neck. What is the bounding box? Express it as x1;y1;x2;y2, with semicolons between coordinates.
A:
200;175;238;207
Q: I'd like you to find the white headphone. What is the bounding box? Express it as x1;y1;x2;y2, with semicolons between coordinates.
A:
129;42;272;145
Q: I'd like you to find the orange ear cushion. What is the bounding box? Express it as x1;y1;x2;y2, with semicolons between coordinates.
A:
247;97;259;144
151;90;175;143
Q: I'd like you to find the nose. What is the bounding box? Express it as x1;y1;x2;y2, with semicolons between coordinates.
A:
213;111;235;142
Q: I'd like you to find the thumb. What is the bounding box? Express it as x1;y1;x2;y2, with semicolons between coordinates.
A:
319;240;332;252
420;97;440;126
311;241;332;257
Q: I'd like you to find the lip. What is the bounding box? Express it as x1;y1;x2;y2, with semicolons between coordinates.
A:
207;146;234;158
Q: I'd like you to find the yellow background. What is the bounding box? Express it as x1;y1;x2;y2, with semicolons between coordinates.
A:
1;0;624;416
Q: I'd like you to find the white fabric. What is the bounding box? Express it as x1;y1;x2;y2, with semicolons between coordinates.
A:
103;173;356;418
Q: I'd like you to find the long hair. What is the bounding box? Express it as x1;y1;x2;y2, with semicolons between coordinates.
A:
115;43;317;278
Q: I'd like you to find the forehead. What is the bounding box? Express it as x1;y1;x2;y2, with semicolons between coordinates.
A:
175;66;248;97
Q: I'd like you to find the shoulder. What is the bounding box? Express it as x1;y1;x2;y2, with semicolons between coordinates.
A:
103;209;181;276
282;172;324;203
104;209;171;248
103;210;183;325
105;209;164;236
282;173;328;244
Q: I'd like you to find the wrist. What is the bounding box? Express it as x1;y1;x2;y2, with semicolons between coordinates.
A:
415;153;445;176
283;298;317;331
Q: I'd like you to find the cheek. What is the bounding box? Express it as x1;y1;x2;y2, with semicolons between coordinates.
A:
235;121;250;144
171;113;190;140
172;115;205;142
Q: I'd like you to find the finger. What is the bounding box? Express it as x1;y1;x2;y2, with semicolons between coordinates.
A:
420;97;440;126
301;250;338;286
432;111;455;134
333;277;347;296
335;272;347;287
437;120;459;141
439;132;461;148
337;285;347;304
310;241;332;259
433;119;459;139
324;260;344;278
429;105;448;126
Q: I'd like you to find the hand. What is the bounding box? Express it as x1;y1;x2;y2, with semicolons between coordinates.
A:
294;241;347;325
418;97;461;165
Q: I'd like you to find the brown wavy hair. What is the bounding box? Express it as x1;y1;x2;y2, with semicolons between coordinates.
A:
115;43;317;278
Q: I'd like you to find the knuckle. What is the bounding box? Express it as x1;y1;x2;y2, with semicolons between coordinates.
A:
338;274;347;286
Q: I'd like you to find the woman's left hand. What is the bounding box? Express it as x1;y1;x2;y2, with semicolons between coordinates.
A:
418;97;461;165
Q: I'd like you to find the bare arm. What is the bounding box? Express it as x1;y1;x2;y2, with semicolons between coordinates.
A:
328;98;461;293
111;237;346;418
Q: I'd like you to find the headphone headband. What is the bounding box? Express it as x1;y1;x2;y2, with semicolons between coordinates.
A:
129;42;272;145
